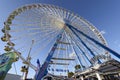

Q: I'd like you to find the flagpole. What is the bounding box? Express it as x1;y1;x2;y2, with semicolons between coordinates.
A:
24;40;34;79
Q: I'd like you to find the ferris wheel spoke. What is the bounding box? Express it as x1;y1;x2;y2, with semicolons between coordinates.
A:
11;21;63;31
67;27;91;59
42;6;51;14
20;8;45;18
31;30;60;58
10;31;40;41
75;30;105;58
34;32;58;47
71;39;92;65
70;14;77;23
15;13;41;21
71;31;96;62
25;28;57;48
76;46;89;67
69;38;84;70
53;8;61;18
76;33;99;52
66;31;87;67
63;10;67;19
65;28;92;65
13;20;41;25
10;24;57;32
10;27;59;41
34;29;60;43
70;28;97;57
56;7;62;17
9;27;54;33
67;13;74;22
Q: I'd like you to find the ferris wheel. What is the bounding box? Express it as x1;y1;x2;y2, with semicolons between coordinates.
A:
2;3;118;79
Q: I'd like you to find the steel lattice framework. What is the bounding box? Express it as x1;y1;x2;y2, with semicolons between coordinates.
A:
1;3;120;79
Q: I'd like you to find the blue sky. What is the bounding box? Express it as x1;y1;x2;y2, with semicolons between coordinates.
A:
0;0;120;78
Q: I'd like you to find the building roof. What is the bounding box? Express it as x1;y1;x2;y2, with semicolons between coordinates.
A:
75;59;120;76
5;73;21;80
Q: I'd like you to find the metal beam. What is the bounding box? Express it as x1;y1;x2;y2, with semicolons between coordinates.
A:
57;41;70;45
66;23;120;59
56;48;66;50
66;24;101;63
51;57;75;60
36;29;64;80
49;62;69;65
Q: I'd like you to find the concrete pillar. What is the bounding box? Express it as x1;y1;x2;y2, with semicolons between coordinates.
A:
96;72;102;80
80;76;84;80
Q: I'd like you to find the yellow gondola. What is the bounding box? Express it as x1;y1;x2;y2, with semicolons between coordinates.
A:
1;36;8;42
23;6;27;11
1;28;5;33
7;42;15;46
4;46;12;51
21;66;28;72
21;66;26;72
12;11;18;16
9;15;15;20
4;33;11;38
18;8;22;13
4;25;11;30
1;33;11;42
13;57;19;62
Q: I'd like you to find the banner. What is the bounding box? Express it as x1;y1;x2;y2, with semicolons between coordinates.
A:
0;52;17;80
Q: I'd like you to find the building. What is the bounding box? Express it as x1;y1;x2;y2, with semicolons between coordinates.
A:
5;73;21;80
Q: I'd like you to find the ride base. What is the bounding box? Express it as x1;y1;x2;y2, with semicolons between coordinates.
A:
74;59;120;80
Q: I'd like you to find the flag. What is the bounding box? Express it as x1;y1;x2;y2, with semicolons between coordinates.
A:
56;69;59;72
47;67;50;71
37;59;40;69
52;68;54;71
35;59;41;79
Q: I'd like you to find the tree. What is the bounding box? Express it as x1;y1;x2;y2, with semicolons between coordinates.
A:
75;65;81;70
68;72;74;78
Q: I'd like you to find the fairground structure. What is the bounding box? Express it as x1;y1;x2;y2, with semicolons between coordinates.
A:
0;4;120;80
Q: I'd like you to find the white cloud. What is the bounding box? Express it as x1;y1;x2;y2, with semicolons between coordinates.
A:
114;40;119;44
114;40;120;48
100;30;106;34
69;52;76;58
118;44;120;47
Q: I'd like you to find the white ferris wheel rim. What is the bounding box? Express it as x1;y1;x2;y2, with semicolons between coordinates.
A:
3;3;107;70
